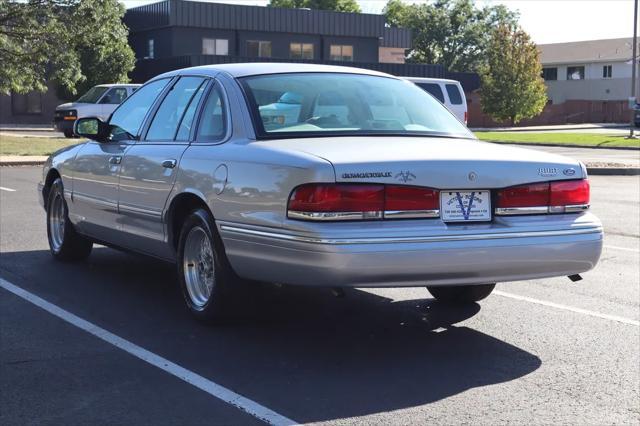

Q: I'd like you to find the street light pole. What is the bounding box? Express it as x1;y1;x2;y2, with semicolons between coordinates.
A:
629;0;638;138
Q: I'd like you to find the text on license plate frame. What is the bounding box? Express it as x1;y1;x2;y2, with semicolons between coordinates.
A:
440;190;492;222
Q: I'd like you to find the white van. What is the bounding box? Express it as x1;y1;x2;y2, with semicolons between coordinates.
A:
402;77;467;125
54;84;141;137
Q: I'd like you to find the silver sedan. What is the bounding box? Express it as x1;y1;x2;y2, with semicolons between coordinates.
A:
38;63;603;321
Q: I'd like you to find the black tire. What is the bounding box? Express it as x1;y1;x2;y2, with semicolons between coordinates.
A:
176;208;245;322
63;129;74;138
46;178;93;261
427;283;496;304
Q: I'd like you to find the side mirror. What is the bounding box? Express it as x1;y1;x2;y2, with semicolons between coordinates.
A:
74;117;109;142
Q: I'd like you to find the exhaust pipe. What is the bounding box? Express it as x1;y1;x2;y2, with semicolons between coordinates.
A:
568;274;582;282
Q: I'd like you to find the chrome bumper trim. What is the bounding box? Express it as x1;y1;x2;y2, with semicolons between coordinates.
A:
287;210;383;221
384;209;440;219
495;206;549;215
220;225;603;246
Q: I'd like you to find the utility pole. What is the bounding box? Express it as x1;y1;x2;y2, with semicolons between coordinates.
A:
629;0;638;138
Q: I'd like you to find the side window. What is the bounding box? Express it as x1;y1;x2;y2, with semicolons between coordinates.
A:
415;83;445;103
109;78;170;140
445;84;463;105
196;85;227;142
175;82;207;141
146;77;206;141
99;88;128;104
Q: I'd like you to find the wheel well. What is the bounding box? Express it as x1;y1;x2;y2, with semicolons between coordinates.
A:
167;193;211;250
43;169;61;208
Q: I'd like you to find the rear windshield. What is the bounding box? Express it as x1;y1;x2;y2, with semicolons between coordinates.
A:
241;73;471;139
76;86;109;104
414;83;445;103
445;84;463;105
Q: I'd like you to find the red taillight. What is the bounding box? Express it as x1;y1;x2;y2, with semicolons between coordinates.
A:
550;180;590;207
496;182;550;208
496;180;589;215
385;185;439;211
288;183;439;221
288;184;384;213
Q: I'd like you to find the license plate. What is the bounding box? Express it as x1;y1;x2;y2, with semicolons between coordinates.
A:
440;190;491;222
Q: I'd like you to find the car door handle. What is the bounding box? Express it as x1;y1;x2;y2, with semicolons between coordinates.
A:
162;159;177;169
108;156;122;165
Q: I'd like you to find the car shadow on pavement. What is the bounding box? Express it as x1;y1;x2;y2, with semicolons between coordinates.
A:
0;247;542;423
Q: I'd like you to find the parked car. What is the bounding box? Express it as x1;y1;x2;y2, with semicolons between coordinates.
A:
38;63;602;322
53;84;140;137
403;77;468;124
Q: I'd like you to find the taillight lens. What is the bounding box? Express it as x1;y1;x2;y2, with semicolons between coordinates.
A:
496;183;550;208
385;185;439;211
288;183;439;221
496;179;589;215
550;180;590;206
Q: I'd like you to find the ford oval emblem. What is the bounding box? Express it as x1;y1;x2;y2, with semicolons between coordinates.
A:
563;168;576;176
468;171;477;181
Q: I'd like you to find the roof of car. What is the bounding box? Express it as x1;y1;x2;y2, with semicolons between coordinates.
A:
95;84;142;88
401;77;461;85
153;63;396;80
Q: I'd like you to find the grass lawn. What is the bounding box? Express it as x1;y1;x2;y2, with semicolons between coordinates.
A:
475;132;640;149
0;135;79;156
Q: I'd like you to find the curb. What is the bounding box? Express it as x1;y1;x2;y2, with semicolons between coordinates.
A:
0;160;47;167
472;124;630;133
587;167;640;176
486;141;640;151
1;159;638;176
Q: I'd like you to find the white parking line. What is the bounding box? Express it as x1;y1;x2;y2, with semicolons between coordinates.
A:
0;277;297;426
0;186;16;192
604;245;640;253
494;290;640;326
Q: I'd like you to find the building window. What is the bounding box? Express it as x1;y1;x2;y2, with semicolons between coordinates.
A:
202;38;229;56
290;43;314;59
147;38;154;59
11;92;42;115
247;40;271;58
567;66;585;80
541;67;557;81
330;45;353;61
602;65;612;78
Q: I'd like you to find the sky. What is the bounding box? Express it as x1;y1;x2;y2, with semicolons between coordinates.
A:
122;0;637;45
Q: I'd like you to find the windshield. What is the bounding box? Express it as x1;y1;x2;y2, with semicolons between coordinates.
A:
241;73;472;139
76;86;109;104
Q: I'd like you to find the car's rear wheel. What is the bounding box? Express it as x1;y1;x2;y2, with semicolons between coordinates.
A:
427;283;496;303
46;178;93;261
177;208;244;322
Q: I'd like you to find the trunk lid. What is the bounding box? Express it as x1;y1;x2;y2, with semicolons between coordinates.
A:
257;136;583;189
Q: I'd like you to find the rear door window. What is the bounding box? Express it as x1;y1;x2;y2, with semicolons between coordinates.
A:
415;83;445;103
196;85;227;142
445;84;463;105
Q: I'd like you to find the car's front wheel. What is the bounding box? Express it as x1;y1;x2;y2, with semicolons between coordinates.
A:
63;129;74;138
177;208;243;322
46;178;93;261
427;283;496;304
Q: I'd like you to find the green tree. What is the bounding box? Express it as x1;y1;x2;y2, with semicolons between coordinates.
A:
0;0;135;97
479;26;547;125
269;0;361;13
383;0;519;72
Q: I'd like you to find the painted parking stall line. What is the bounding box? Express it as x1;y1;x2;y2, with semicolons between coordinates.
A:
0;277;298;426
495;290;640;326
604;244;640;253
0;186;16;192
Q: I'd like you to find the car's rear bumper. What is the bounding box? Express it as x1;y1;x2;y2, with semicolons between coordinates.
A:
218;214;603;287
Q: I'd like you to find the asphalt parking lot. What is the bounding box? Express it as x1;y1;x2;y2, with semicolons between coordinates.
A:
1;166;638;425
